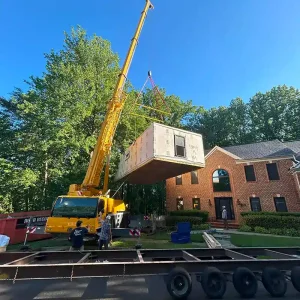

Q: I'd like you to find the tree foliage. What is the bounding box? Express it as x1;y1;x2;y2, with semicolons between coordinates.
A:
188;86;300;149
1;27;300;214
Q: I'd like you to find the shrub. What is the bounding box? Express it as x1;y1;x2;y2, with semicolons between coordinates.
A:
241;211;300;218
165;216;203;227
192;223;210;230
238;225;252;232
169;210;209;222
243;215;300;230
284;228;299;237
268;228;285;236
254;226;270;234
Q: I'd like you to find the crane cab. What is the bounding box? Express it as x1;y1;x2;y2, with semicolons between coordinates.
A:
45;195;127;236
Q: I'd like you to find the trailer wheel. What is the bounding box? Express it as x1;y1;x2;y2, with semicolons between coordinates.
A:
232;267;258;298
291;266;300;292
201;267;227;299
262;267;287;297
166;267;192;299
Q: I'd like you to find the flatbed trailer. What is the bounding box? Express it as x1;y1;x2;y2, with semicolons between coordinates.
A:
1;247;300;299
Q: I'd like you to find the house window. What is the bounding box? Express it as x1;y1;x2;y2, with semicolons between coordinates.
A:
212;169;231;192
250;197;261;212
174;135;185;157
192;198;200;210
176;198;184;210
274;197;288;212
267;163;280;180
191;170;198;184
244;165;256;182
175;175;182;185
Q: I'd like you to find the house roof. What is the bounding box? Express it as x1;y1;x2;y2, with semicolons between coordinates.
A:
284;141;300;154
206;139;300;160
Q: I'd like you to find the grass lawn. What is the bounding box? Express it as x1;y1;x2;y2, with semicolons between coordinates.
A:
231;233;300;247
7;238;70;251
142;231;204;242
112;232;206;249
112;239;205;249
7;232;206;251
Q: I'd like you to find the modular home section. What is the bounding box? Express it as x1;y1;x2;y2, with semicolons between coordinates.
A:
115;123;205;184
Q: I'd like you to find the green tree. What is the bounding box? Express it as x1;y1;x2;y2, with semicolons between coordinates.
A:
1;27;123;211
248;85;300;141
227;97;253;145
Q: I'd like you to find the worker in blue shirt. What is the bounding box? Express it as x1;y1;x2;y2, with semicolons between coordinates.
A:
69;220;89;251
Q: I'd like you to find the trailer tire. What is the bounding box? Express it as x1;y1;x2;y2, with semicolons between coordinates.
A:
291;266;300;292
201;267;227;299
233;267;258;298
166;267;192;299
262;267;287;297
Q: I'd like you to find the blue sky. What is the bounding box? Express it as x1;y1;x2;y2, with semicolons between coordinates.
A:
1;0;300;108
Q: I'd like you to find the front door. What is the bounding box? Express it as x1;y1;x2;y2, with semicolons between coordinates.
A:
214;197;235;220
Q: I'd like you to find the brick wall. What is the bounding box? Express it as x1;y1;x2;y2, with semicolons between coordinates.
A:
166;148;300;224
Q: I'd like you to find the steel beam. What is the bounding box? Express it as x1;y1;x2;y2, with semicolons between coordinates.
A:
187;248;226;257
229;247;300;256
182;251;201;261
136;250;144;263
77;253;91;263
264;249;298;259
140;250;183;259
5;252;41;265
0;247;300;281
0;253;32;264
0;258;300;280
225;249;256;260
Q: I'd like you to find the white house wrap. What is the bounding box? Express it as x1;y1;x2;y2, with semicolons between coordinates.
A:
115;123;205;184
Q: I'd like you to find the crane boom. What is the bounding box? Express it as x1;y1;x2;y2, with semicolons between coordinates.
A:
75;1;153;192
46;1;154;237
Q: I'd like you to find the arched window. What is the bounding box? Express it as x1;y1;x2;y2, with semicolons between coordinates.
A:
212;169;231;192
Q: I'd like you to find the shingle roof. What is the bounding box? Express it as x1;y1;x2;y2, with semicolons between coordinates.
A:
284;141;300;154
221;139;298;160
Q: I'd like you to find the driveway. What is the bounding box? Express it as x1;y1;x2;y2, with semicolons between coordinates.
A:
0;275;299;299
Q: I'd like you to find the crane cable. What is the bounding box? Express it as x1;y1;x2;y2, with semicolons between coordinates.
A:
126;72;171;142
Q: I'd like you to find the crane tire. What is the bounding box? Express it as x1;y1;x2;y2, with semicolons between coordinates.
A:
291;266;300;292
166;267;192;299
262;267;287;297
232;267;258;298
201;267;227;299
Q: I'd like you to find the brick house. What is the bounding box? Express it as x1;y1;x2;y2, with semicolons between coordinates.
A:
166;140;300;225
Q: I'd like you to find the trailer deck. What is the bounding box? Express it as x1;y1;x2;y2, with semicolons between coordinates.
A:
1;247;300;299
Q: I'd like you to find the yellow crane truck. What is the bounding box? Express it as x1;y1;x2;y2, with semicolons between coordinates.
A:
45;1;154;238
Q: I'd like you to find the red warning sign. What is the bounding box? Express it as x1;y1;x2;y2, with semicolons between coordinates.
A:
26;226;37;234
129;228;141;237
